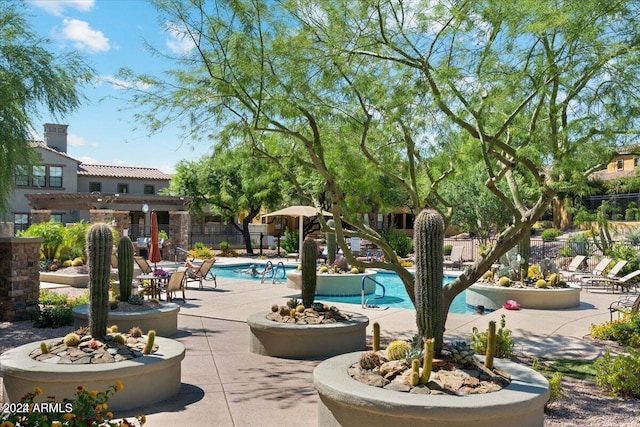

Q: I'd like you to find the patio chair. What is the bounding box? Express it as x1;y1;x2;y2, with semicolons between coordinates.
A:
185;258;217;290
609;292;640;321
561;255;587;276
606;269;640;293
443;246;465;270
134;255;153;275
161;268;186;302
581;259;627;291
571;256;611;283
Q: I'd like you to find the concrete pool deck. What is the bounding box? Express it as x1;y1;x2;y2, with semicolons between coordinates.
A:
32;256;632;426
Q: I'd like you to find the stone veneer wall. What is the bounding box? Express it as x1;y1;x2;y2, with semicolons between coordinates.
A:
111;210;132;241
169;211;190;260
90;209;115;226
30;209;51;225
0;237;42;321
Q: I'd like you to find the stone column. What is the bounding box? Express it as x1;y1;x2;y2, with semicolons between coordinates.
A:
90;209;114;225
0;237;42;321
111;210;131;240
30;209;51;224
169;211;190;261
0;222;14;237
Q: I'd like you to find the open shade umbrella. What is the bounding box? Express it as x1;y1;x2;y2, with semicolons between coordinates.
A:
148;211;162;269
261;206;332;256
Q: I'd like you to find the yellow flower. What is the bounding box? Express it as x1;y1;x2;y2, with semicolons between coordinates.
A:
63;413;76;421
106;411;114;419
52;422;63;427
90;390;99;397
34;386;43;395
137;414;147;424
1;421;16;427
115;380;124;391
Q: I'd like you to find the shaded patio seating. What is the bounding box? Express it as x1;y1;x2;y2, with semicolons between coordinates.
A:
581;259;627;291
185;258;217;290
443;246;465;270
609;292;640;321
134;255;153;275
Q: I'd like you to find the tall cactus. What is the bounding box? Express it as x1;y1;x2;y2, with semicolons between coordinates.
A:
326;219;336;265
414;209;445;353
87;223;113;339
117;236;134;301
518;233;531;281
301;238;318;308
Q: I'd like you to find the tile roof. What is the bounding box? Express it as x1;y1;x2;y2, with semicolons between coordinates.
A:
589;168;639;181
77;164;171;180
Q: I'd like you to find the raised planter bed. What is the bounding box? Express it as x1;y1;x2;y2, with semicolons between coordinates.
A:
314;352;549;427
466;283;581;310
247;311;369;359
286;270;377;296
0;336;185;411
72;303;180;337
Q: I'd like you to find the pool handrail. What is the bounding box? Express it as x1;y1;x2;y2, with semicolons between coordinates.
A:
361;275;386;309
260;261;274;283
271;261;287;284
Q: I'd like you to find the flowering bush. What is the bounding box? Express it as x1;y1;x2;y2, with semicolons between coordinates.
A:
0;381;146;426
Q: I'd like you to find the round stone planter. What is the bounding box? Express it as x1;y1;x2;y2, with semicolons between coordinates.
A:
72;303;180;337
247;311;369;359
0;337;185;411
286;270;378;296
466;283;581;310
314;352;549;427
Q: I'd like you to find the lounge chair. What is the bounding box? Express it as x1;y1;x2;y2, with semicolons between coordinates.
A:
561;255;587;276
581;259;627;291
443;246;465;270
609;292;640;321
571;256;611;282
185;258;217;289
606;269;640;293
134;255;153;275
161;268;186;302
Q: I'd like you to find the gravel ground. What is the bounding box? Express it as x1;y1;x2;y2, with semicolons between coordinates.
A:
2;283;640;425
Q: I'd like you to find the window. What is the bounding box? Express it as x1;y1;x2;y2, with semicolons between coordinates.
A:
15;165;29;186
51;214;62;223
90;182;102;192
117;183;129;193
617;160;624;170
32;166;46;187
144;185;155;195
48;166;63;187
14;213;29;233
635;158;640;168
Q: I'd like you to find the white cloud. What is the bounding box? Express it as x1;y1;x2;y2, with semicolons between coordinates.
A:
76;155;99;164
62;18;110;53
67;134;98;147
98;75;150;91
165;22;195;55
31;0;95;17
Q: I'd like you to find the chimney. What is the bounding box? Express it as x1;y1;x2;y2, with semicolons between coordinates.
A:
43;123;68;153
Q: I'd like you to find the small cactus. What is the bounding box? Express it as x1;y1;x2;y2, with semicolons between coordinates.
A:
485;321;497;370
421;338;434;384
40;342;49;354
498;276;511;287
359;351;382;370
386;340;411;361
535;279;548;288
449;341;475;366
129;326;143;338
112;334;126;345
128;294;144;305
143;330;156;354
372;322;380;352
271;304;279;312
295;304;305;313
64;333;81;347
410;371;420;387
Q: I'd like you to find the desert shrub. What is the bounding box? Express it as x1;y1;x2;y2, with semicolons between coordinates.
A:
594;350;640;398
189;242;214;259
62;220;90;260
18;221;66;260
608;242;640;275
444;244;453;255
589;313;640;347
625;229;640;245
32;290;88;328
531;358;566;406
470;314;514;358
380;226;413;257
540;228;561;242
281;228;299;254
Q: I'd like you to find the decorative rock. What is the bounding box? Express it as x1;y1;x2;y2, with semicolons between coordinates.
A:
384;382;411;392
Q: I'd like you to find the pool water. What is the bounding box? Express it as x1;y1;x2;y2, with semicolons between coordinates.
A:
211;264;474;314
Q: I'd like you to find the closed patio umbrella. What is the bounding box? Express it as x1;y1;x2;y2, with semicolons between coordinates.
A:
148;211;162;270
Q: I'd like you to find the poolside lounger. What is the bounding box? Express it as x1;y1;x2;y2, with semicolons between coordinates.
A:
606;269;640;293
443;246;464;270
571;257;611;283
561;255;587;275
184;258;217;289
581;259;627;291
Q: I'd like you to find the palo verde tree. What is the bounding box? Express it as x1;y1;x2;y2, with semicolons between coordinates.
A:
0;1;92;215
168;146;286;253
128;0;640;352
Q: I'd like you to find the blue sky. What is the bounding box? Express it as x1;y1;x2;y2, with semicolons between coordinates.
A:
26;0;200;174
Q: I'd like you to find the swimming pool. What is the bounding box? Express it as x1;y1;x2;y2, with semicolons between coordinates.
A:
211;264;473;314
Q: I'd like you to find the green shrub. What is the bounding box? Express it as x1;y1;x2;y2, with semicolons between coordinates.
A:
219;241;230;251
608;242;640;275
380;226;414;257
558;246;572;257
589;313;640;347
281;228;299;254
18;221;66;260
540;228;561;242
32;290;89;328
594;349;640;398
470;314;514;358
444;244;453;256
531;358;566;406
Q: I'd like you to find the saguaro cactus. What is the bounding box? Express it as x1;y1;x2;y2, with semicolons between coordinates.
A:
301;238;318;308
414;209;445;353
117;236;135;302
326;219;336;265
87;223;113;339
